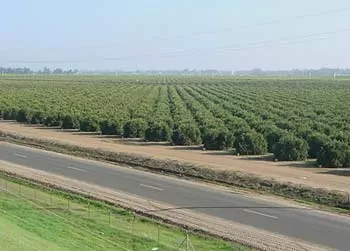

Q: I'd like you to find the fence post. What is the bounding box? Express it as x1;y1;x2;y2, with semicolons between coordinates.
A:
177;230;194;251
186;231;189;251
5;179;7;192
347;192;350;209
50;193;53;207
132;215;136;234
157;223;160;245
34;189;36;200
19;184;21;195
67;198;70;210
88;201;90;218
109;210;111;225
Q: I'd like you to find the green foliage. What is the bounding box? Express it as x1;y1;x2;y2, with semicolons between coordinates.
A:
30;111;45;124
226;118;250;134
1;75;350;163
61;114;80;129
2;109;14;120
203;128;234;150
311;122;332;135
330;131;350;144
10;108;18;120
43;114;62;127
234;130;267;155
100;119;123;135
172;123;202;146
295;124;313;140
15;109;28;123
345;151;350;168
144;121;171;142
261;125;287;153
306;132;331;158
317;140;350;168
273;135;309;161
14;109;42;124
275;120;295;131
79;117;100;132
123;118;148;138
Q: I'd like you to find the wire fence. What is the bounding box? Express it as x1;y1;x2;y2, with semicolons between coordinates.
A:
0;177;199;251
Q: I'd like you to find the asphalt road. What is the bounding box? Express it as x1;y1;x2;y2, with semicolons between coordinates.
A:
1;143;350;250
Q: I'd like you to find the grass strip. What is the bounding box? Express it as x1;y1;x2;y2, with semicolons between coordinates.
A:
0;175;250;251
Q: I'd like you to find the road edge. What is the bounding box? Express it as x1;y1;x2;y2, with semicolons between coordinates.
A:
0;161;333;251
1;130;349;211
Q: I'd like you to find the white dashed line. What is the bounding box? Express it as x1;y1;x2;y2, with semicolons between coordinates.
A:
140;184;164;191
242;209;279;219
14;153;27;158
67;166;86;172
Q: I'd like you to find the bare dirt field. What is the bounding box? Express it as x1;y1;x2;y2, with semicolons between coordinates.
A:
1;121;349;194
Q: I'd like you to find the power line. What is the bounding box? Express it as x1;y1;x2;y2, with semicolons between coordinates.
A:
3;27;350;64
158;28;350;58
75;6;350;51
103;28;350;61
150;6;350;43
1;6;350;53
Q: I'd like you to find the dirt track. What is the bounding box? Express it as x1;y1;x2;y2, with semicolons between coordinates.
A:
0;121;349;194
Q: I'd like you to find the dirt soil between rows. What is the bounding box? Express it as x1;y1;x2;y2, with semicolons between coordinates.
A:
0;121;349;194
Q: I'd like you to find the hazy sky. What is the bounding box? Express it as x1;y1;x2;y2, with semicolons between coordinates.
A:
1;0;350;71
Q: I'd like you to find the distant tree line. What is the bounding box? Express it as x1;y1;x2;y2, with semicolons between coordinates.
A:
0;66;78;75
235;68;350;77
0;67;32;74
3;66;350;76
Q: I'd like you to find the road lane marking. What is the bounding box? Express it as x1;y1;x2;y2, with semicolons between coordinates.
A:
67;166;86;172
140;184;163;191
242;209;279;219
14;153;27;158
